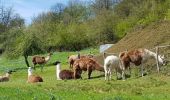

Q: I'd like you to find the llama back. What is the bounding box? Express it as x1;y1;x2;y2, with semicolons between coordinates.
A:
32;56;45;64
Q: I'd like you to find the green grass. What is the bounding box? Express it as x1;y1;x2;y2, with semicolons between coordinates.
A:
0;47;170;100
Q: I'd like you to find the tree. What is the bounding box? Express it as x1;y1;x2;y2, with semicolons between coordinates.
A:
4;29;45;67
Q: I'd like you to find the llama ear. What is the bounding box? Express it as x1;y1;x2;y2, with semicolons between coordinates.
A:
160;55;165;59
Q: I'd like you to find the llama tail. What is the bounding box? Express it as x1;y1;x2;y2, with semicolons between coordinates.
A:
103;52;106;59
32;57;36;64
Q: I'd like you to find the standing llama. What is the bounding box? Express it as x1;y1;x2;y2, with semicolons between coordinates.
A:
104;55;125;81
119;48;166;77
32;53;52;72
68;53;94;68
27;67;43;83
53;61;81;80
73;57;104;79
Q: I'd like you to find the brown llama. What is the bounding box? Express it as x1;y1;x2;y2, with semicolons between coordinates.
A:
73;57;104;79
32;53;53;72
27;67;43;83
68;53;94;68
53;61;81;80
119;48;166;77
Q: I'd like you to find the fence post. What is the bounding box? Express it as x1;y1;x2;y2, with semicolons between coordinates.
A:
156;46;160;73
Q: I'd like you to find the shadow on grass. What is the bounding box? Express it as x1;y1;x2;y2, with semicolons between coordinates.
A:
90;74;105;79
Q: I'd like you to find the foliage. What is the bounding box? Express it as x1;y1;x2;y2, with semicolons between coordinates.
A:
1;0;170;60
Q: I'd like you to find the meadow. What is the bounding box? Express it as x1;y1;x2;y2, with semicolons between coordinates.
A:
0;47;170;100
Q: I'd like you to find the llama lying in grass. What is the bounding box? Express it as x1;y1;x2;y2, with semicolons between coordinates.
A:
104;55;125;81
27;67;43;83
53;61;81;80
119;48;166;77
0;70;12;82
68;53;94;68
73;57;104;79
32;53;52;72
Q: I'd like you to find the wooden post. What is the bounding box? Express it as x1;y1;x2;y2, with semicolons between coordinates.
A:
156;47;160;73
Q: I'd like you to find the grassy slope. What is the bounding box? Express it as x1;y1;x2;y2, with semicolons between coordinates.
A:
96;21;170;65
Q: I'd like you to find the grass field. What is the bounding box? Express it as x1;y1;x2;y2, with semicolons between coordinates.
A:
0;47;170;100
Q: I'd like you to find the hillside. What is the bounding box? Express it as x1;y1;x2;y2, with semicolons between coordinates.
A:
96;21;170;65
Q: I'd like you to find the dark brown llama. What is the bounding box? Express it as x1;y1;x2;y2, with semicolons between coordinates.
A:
53;61;81;80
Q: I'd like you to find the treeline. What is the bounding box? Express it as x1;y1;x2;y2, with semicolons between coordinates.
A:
1;0;170;58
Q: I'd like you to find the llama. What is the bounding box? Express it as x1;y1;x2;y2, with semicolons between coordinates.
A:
104;55;125;81
73;57;104;79
27;67;43;83
119;48;166;77
32;53;52;72
68;53;94;68
0;70;12;82
53;61;81;80
68;54;80;68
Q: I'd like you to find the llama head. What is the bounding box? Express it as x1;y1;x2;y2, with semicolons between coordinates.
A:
158;55;167;66
53;61;61;65
6;70;13;74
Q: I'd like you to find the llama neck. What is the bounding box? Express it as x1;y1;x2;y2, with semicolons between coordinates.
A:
5;73;10;77
56;64;61;80
28;70;32;76
144;49;162;63
45;55;51;62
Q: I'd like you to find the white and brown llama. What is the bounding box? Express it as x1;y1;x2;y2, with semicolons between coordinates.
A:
0;70;12;82
103;53;125;81
119;48;166;77
53;61;81;80
32;53;53;72
27;67;43;83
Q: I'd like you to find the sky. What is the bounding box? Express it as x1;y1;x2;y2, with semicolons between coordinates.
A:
1;0;69;25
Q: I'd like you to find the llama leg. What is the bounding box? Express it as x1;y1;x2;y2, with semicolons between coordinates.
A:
87;67;92;79
115;69;119;80
141;64;144;77
129;67;131;76
120;62;125;80
104;68;107;80
122;66;125;80
73;71;77;79
109;68;112;81
105;71;107;80
122;70;125;80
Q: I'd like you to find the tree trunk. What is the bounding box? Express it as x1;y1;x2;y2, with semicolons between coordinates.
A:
24;55;30;67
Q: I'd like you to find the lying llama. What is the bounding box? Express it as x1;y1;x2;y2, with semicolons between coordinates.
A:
104;55;125;81
68;53;94;68
32;53;52;72
53;61;81;80
119;48;166;77
0;70;12;82
73;57;104;79
27;67;43;83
